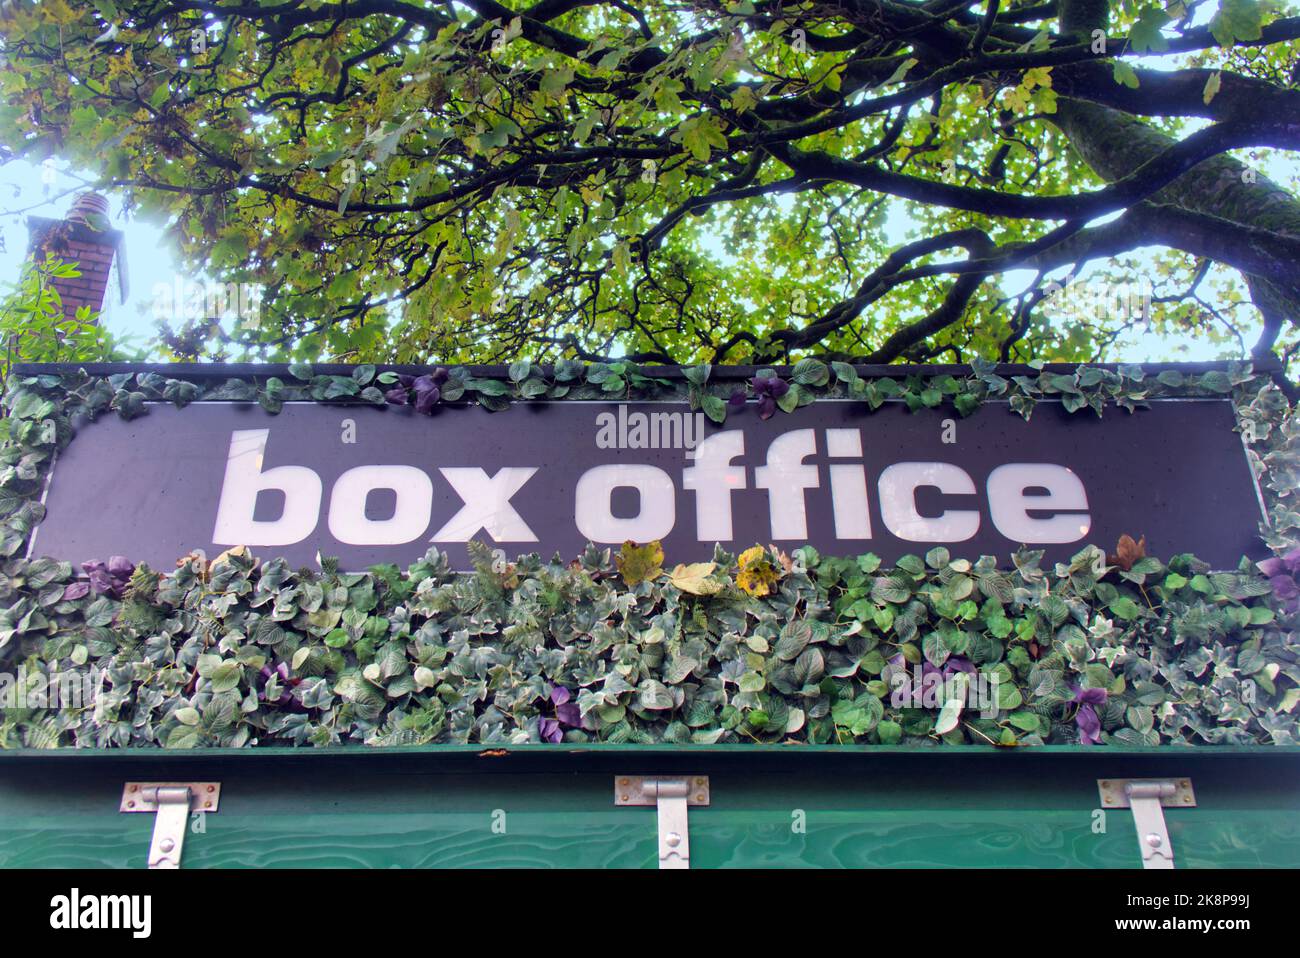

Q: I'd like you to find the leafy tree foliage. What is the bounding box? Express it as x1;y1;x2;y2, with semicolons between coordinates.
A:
0;258;129;399
0;0;1297;371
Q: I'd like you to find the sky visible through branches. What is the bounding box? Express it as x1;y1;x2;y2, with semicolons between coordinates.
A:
0;0;1294;366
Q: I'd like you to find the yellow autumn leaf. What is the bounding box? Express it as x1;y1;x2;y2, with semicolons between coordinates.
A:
736;563;778;597
668;562;723;595
616;540;664;586
1001;85;1030;113
1023;67;1053;89
730;85;757;113
1203;71;1222;105
736;545;779;596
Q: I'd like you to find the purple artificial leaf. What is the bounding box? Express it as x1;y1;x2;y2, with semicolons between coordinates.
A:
767;378;790;399
107;555;134;578
87;568;114;594
538;717;562;743
384;387;409;405
62;581;91;601
1070;685;1107;745
1258;557;1286;578
1272;576;1300;601
397;374;415;388
430;367;450;386
943;656;976;676
81;560;106;575
727;388;748;410
555;702;581;727
1076;704;1102;745
758;395;776;420
413;384;440;415
1073;686;1108;707
549;685;571;706
1284;548;1300;575
884;654;911;689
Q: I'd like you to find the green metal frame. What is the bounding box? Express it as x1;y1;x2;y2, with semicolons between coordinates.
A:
2;747;1297;868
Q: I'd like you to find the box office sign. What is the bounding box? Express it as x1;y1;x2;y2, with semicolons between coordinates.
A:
30;397;1264;570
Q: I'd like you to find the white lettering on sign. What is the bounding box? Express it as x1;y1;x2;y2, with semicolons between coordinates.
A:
210;426;1092;549
431;467;538;542
212;429;323;546
987;463;1091;543
877;462;981;542
328;465;432;545
682;431;747;541
754;429;820;539
826;428;872;539
575;464;676;542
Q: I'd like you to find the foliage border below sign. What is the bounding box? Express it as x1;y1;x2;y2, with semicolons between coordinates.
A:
0;360;1297;750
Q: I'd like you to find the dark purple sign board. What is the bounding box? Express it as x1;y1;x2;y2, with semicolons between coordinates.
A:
30;398;1265;570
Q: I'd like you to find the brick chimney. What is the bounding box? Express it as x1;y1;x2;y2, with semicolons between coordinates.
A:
25;191;129;325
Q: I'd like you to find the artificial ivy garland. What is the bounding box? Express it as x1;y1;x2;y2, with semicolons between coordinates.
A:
0;361;1295;749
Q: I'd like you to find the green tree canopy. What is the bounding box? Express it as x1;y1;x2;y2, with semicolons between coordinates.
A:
0;0;1297;372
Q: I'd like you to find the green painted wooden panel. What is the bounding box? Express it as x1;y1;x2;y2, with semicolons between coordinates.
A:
1;748;1297;868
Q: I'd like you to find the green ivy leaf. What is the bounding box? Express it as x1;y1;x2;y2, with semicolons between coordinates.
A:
701;393;727;423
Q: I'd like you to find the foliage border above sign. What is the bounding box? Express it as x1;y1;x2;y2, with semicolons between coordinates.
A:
0;361;1297;751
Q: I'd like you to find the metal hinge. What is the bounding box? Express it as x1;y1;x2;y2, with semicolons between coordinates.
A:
615;776;710;869
120;782;221;869
1098;778;1195;869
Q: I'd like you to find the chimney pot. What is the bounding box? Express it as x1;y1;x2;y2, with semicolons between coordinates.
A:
25;192;128;326
67;191;111;226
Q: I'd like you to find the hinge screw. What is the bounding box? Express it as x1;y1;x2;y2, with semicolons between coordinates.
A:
666;832;681;848
1145;833;1163;847
160;838;175;852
